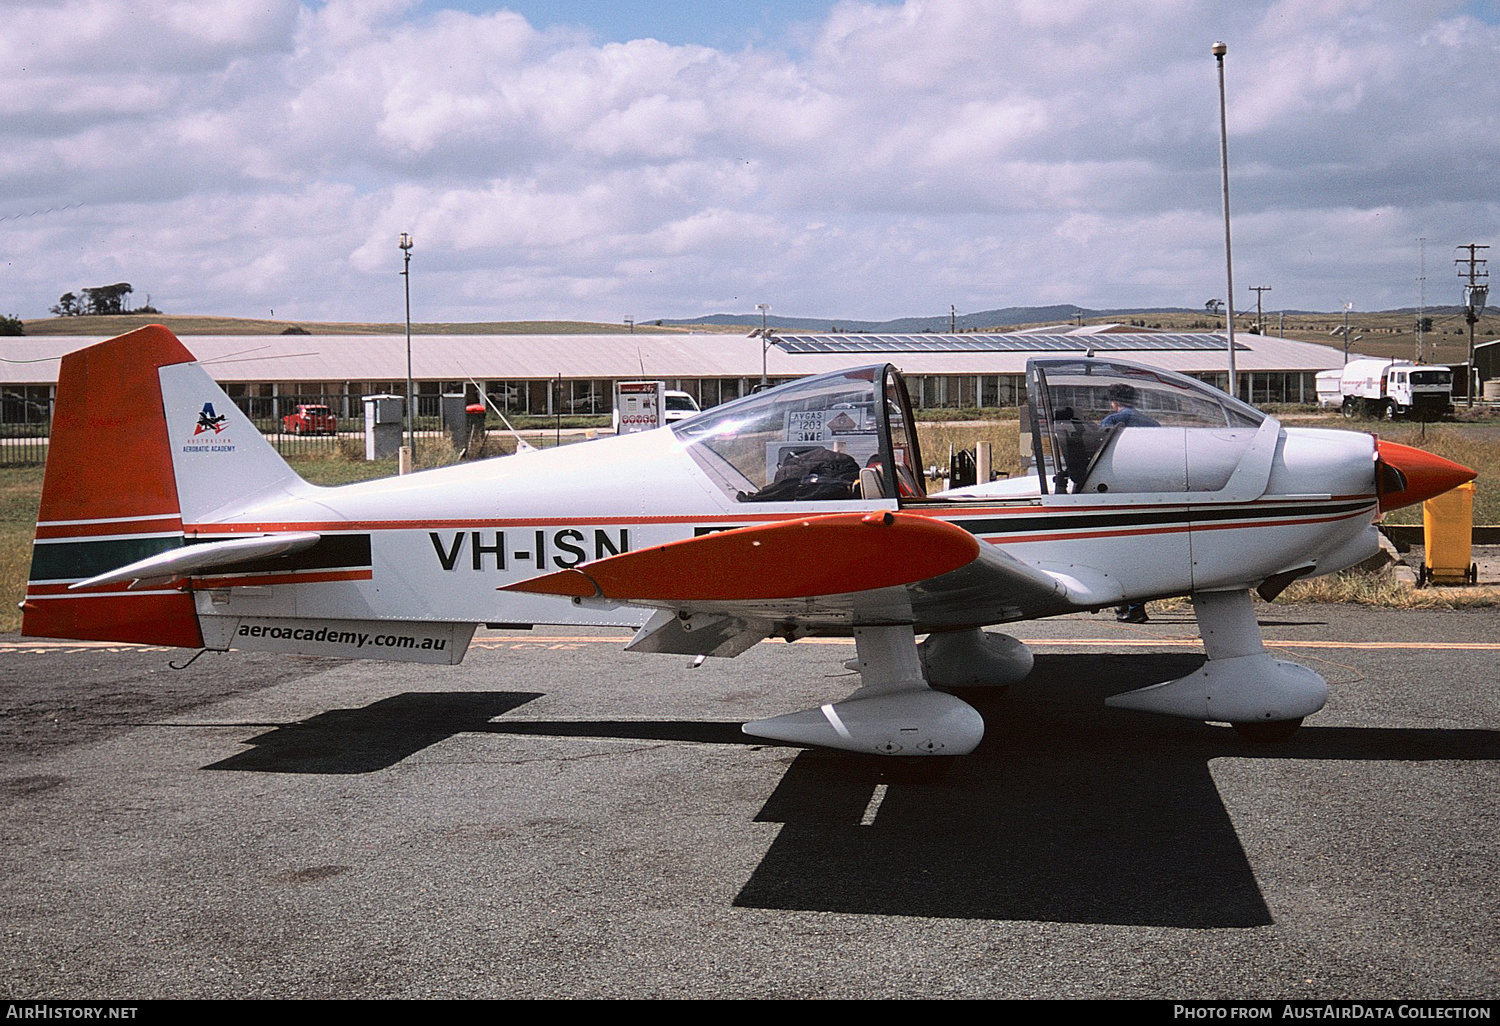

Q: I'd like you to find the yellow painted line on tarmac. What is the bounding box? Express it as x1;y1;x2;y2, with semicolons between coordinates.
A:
0;640;172;653
4;636;1495;656
470;636;1500;652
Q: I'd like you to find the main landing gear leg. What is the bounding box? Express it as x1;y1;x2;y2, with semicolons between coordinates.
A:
742;624;985;756
1104;588;1325;741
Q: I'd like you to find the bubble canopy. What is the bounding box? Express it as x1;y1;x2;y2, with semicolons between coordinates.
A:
671;365;924;502
1027;357;1265;495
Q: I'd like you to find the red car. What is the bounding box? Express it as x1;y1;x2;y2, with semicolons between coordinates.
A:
282;404;337;435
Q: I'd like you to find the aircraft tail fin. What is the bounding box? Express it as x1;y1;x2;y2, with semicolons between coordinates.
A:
22;325;307;646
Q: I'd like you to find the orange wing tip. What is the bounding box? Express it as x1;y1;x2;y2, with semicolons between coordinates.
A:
1375;440;1478;512
501;568;600;598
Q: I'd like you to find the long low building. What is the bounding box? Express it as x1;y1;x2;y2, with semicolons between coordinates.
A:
0;325;1345;425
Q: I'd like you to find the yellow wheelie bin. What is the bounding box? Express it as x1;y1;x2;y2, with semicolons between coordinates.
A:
1419;481;1476;586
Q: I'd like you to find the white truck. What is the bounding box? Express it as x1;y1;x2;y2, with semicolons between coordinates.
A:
1318;359;1453;420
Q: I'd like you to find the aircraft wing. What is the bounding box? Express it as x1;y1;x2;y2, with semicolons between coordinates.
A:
502;512;1097;656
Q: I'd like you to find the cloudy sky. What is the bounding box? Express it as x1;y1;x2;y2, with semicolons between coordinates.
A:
4;0;1499;324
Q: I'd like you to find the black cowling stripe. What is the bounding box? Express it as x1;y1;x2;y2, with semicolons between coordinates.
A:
948;500;1372;537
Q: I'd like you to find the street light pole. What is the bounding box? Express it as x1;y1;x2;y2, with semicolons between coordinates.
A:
399;232;414;467
756;303;771;387
1213;41;1238;399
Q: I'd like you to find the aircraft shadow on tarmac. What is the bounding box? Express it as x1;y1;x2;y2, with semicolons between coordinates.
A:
204;691;543;774
202;653;1500;929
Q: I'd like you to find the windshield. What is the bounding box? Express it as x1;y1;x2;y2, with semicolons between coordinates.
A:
672;366;901;502
1411;370;1451;386
665;395;698;412
1027;357;1264;495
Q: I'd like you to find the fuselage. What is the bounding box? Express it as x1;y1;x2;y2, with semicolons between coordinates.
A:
185;421;1381;635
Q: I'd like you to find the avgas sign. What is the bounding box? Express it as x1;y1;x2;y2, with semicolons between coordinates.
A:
613;380;664;434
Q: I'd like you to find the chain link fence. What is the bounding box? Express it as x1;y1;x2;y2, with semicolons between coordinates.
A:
0;393;460;466
0;390;614;467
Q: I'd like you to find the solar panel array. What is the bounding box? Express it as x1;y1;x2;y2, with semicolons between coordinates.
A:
771;333;1249;354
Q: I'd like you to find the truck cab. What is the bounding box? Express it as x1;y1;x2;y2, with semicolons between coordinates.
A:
1339;358;1452;420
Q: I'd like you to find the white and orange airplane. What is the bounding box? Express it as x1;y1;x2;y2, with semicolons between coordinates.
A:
22;325;1475;756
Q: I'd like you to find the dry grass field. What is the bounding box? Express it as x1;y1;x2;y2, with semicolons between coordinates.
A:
1036;308;1500;368
18;314;728;336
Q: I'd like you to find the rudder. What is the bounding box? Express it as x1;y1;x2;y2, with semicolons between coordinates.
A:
23;324;309;646
24;325;204;645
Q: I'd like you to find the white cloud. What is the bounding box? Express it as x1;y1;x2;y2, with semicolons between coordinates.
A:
4;0;1499;322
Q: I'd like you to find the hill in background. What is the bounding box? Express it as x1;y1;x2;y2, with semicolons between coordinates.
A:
16;307;1497;367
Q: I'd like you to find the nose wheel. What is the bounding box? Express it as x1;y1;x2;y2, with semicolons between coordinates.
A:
1106;589;1325;734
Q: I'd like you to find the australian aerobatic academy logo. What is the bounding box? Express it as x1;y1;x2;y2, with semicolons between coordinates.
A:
182;402;236;454
194;402;228;435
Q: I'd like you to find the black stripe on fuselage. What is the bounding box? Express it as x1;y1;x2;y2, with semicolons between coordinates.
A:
186;534;372;576
28;536;182;583
28;533;373;582
944;500;1373;537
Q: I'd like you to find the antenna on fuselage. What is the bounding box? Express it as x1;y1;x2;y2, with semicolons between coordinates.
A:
465;373;536;454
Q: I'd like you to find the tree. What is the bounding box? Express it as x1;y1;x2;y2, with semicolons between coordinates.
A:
0;315;23;336
50;292;81;317
1205;299;1224;316
82;282;133;315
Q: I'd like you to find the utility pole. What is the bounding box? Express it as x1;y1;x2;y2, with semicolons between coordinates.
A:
951;305;956;333
1213;41;1238;399
1456;243;1489;408
624;316;634;334
1250;285;1271;333
1416;237;1426;364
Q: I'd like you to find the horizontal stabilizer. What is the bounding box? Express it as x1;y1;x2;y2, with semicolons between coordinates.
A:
69;532;321;590
502;511;980;603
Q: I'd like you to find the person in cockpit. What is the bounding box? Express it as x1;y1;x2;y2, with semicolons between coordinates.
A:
1101;383;1159;429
